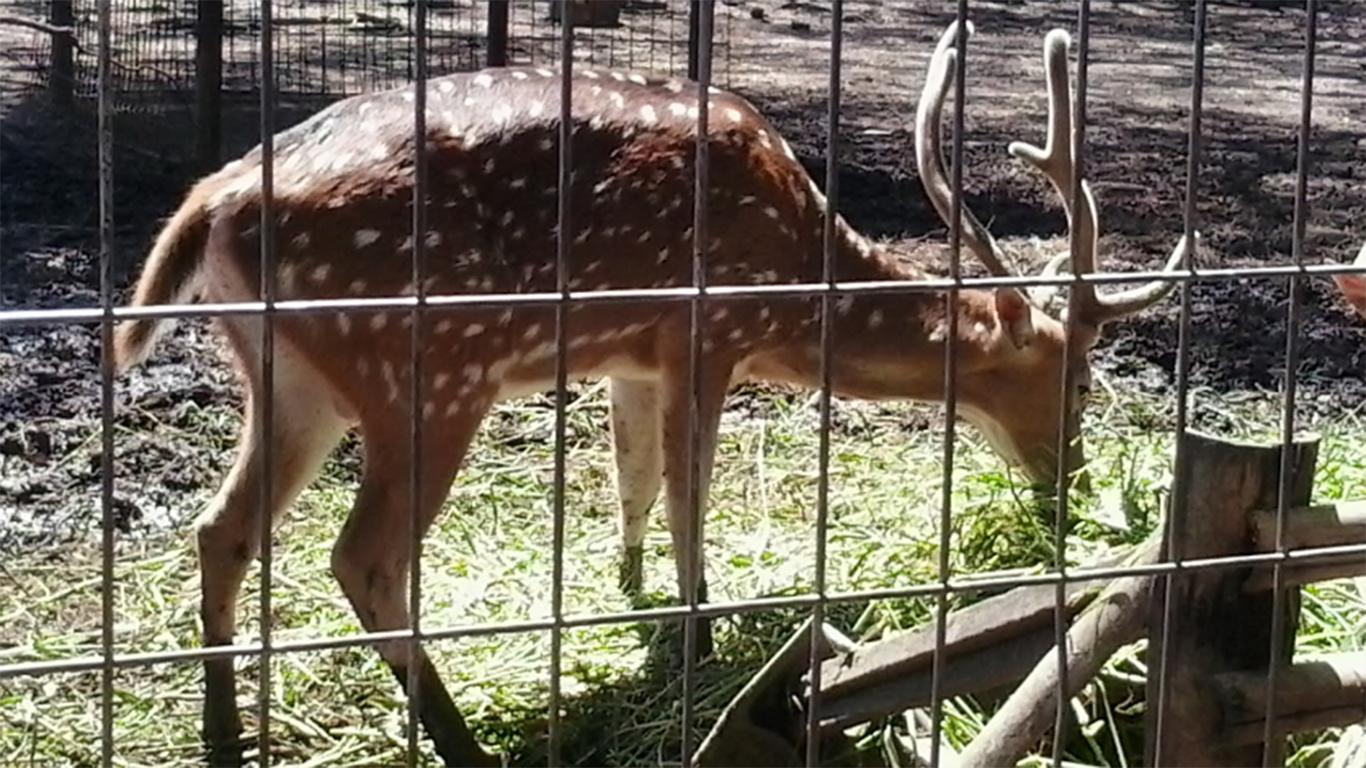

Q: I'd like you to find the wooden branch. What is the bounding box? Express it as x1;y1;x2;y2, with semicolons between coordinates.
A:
1252;501;1366;550
816;547;1135;701
955;535;1160;768
1213;652;1366;725
0;14;75;37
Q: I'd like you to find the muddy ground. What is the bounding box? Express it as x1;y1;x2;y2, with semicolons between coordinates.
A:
2;0;1365;553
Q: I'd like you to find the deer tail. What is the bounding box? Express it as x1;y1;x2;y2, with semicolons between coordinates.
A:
113;187;213;374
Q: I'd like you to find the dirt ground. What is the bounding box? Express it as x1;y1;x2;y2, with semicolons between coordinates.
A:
2;0;1364;553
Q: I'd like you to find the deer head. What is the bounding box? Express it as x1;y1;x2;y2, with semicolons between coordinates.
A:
915;21;1194;486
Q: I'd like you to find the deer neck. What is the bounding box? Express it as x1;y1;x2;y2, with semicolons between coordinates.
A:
747;238;1002;404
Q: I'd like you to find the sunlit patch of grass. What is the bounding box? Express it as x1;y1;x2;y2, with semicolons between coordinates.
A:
2;381;1363;765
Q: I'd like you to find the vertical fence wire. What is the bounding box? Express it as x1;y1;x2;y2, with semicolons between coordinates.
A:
1151;0;1208;758
803;0;842;762
96;0;115;763
1264;1;1319;763
255;0;278;763
405;0;430;763
548;7;575;763
681;1;715;762
928;2;970;763
1051;1;1092;758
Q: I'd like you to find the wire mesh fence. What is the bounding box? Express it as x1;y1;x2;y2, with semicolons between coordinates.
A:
2;0;1365;766
3;0;732;106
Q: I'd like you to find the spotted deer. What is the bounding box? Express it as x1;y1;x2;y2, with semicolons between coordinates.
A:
1331;243;1366;319
114;19;1188;766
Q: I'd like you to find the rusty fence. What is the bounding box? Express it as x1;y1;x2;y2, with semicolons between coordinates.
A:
1;0;1364;766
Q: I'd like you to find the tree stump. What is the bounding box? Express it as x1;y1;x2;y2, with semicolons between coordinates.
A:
1144;430;1318;767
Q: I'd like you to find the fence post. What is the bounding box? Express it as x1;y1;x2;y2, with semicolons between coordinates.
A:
48;0;75;111
194;0;224;172
486;0;508;67
1144;430;1317;766
687;0;700;80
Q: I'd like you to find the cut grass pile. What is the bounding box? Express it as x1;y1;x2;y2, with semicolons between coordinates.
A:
3;379;1365;766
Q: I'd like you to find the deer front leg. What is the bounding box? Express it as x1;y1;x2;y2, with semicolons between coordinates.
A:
609;377;662;599
331;410;497;768
659;348;734;662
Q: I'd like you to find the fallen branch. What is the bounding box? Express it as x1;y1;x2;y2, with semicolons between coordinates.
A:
0;14;75;38
956;534;1160;768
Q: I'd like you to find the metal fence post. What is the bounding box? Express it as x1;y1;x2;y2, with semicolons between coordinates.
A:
194;0;224;172
49;0;75;111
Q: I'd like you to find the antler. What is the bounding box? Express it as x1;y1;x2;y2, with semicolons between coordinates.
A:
915;20;1017;278
1006;29;1193;327
916;22;1195;327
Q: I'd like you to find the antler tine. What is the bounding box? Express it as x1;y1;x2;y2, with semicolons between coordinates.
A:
1009;28;1191;327
915;20;1016;278
1007;29;1076;216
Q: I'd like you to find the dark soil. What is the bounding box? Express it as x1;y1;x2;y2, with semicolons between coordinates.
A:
2;0;1365;552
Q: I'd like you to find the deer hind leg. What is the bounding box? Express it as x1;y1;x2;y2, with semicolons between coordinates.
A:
609;377;662;599
195;344;349;765
658;346;735;662
331;401;497;767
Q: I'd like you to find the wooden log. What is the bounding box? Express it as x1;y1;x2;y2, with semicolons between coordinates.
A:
1144;430;1318;768
955;535;1160;768
1243;548;1366;592
1251;501;1366;550
818;619;1058;731
1224;707;1366;746
194;1;224;173
1212;651;1366;725
815;576;1103;701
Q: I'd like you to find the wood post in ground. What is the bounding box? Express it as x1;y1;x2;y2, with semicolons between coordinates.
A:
48;0;75;111
486;0;509;67
1144;430;1318;767
194;0;224;173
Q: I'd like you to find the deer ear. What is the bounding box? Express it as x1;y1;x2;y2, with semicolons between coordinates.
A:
1333;273;1366;319
994;288;1035;349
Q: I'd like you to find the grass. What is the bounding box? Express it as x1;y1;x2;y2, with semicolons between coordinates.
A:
2;375;1365;766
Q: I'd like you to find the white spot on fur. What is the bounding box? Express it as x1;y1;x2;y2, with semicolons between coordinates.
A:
640;104;658;124
310;264;331;283
474;73;494;88
512;71;528;81
627;73;647;85
463;363;484;383
292;232;311;248
338;314;351;335
668;102;687;118
725;108;743;123
355;229;381;248
463;323;485;338
868;309;884;329
445;400;462;417
370;314;388;332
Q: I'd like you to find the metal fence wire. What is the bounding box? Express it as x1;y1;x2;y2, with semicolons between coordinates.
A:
2;0;1365;766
